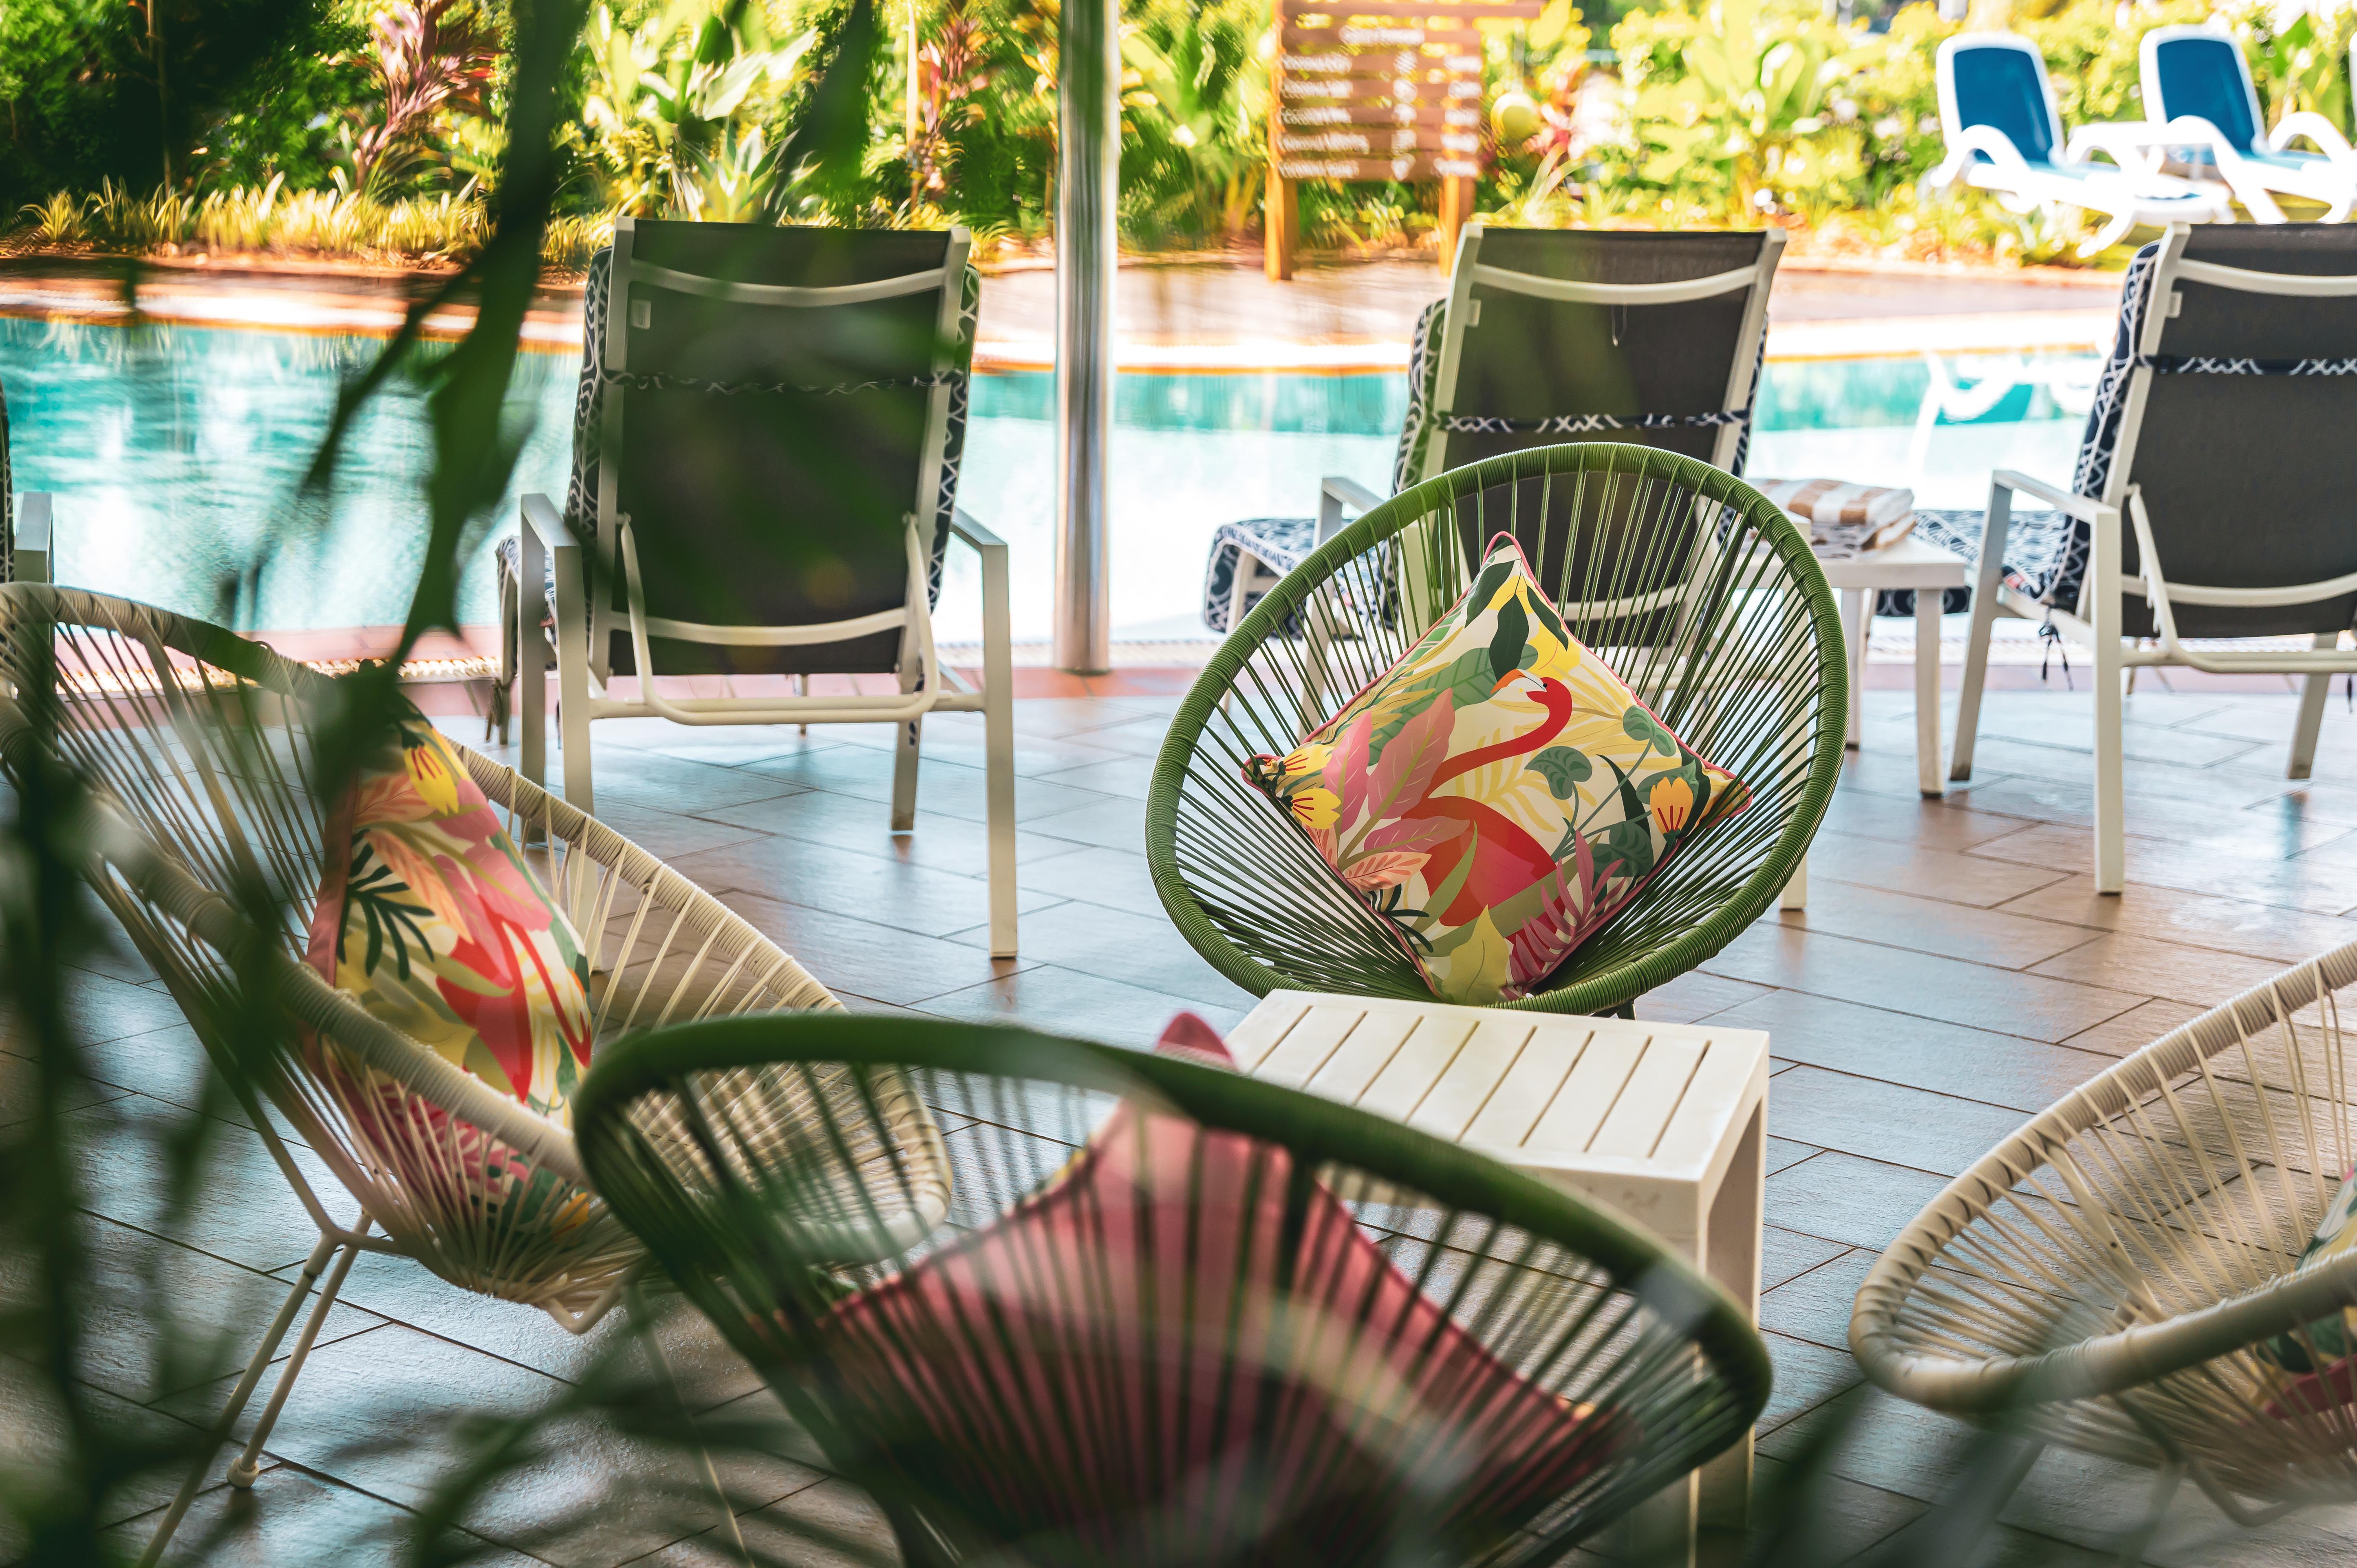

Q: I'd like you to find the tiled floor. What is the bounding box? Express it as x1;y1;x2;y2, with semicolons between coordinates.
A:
21;672;2357;1565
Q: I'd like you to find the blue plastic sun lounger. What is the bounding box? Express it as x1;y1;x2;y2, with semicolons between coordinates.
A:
1927;33;2232;256
2142;24;2357;223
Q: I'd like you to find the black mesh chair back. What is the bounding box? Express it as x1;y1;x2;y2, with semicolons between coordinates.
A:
584;219;975;677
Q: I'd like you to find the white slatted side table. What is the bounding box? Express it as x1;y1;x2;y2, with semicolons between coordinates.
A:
1229;991;1771;1568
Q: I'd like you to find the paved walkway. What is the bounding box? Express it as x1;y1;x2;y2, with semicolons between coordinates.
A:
20;676;2357;1564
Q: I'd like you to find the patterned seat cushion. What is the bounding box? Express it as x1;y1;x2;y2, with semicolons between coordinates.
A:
1244;533;1747;1005
306;711;594;1125
1874;507;2075;617
818;1013;1621;1559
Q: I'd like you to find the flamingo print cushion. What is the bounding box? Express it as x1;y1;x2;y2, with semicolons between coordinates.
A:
305;711;594;1125
1245;533;1747;1005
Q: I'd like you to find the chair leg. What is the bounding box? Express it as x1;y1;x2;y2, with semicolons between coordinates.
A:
518;529;546;793
1780;854;1808;911
2090;509;2126;894
891;714;922;834
980;536;1019;960
1915;587;1944;796
634;1287;751;1568
136;1233;342;1568
1841;588;1868;750
2291;633;2333;780
1950;489;2011;784
224;1233;362;1488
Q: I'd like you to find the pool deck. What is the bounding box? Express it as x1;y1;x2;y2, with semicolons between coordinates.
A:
0;252;2123;369
21;678;2357;1566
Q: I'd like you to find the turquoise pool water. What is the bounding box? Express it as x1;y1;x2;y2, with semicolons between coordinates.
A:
0;316;2090;643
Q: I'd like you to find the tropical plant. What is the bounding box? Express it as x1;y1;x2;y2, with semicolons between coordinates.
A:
17;192;86;246
2222;0;2357;135
1613;0;1872;218
346;0;503;196
576;0;818;218
1119;9;1263;243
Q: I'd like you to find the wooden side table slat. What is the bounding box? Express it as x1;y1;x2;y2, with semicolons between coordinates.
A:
1230;991;1771;1568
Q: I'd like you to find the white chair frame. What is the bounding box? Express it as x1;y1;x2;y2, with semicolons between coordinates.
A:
1949;225;2357;892
2141;24;2357;225
516;219;1017;957
1927;34;2235;257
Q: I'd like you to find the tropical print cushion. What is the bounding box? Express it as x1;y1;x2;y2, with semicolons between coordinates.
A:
305;711;594;1126
816;1013;1618;1559
1245;533;1748;1005
2255;1164;2357;1418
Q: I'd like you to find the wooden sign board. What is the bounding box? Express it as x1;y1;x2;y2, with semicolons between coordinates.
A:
1265;0;1538;280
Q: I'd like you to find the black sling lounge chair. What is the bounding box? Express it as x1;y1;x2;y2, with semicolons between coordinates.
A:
1200;225;1784;633
1947;223;2357;891
501;219;1017;956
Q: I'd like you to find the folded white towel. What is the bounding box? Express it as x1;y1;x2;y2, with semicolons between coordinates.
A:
1753;478;1918;559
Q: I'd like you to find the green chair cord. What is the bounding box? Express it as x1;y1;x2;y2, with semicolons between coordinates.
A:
1147;442;1848;1015
575;1013;1773;1568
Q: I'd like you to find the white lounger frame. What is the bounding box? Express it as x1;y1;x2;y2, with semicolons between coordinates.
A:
1949;225;2357;892
517;219;1017;956
2141;24;2357;224
1928;34;2234;257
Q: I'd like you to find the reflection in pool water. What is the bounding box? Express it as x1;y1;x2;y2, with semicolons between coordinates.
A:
0;315;2089;644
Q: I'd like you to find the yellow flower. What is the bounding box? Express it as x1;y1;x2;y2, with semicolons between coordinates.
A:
1279;743;1332;782
1651;775;1695;834
404;734;463;817
1290;787;1341;831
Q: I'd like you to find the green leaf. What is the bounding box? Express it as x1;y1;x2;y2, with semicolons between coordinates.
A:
1601;754;1645;827
1526;745;1593;799
1366;648;1488;765
1622;705;1673;753
1488;595;1529;686
1530;0;1576;49
1593;817;1656;882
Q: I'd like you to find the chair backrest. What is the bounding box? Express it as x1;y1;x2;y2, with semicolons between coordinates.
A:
1939;34;2062;166
573;220;977;680
1411;226;1782;482
2072;225;2357;640
1852;939;2357;1506
1148;444;1845;1017
575;1012;1771;1566
0;587;675;1324
2142;25;2264;154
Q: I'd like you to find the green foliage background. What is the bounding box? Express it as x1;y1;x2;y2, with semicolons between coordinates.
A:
4;0;2357;259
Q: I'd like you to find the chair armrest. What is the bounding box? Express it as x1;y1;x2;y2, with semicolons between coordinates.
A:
1317;476;1384;543
2068;119;2212;160
949;507;1005;555
2062;121;2192;176
521;492;574;556
2271;110;2356;163
1929;124;2033;190
1992;469;2110;526
13;492;51;584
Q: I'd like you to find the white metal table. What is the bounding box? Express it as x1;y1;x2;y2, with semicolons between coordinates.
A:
1228;991;1772;1568
1817;534;1969;797
1782;534;1969;912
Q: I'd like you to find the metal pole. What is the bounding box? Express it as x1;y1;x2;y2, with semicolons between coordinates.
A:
1052;0;1116;674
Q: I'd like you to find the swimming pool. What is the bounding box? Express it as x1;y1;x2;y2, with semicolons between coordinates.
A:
0;315;2090;645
